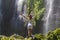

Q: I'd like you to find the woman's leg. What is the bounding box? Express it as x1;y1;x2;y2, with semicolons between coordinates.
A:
28;29;32;37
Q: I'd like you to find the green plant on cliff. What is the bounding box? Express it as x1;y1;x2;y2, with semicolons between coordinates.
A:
27;0;45;26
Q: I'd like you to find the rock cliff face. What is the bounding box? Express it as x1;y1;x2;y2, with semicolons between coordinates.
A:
0;0;26;36
1;0;16;36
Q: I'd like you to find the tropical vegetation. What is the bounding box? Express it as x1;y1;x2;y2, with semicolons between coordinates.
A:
0;28;60;40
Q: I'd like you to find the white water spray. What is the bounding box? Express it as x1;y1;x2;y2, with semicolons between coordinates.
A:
17;0;24;12
44;0;54;33
17;0;26;19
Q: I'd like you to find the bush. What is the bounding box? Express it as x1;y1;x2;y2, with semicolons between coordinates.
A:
0;28;60;40
34;34;45;40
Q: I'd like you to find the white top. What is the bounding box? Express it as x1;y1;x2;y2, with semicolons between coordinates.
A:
27;22;33;29
28;22;32;27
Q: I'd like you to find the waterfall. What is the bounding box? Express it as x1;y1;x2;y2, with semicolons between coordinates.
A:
10;0;27;36
0;0;27;36
43;0;60;34
17;0;26;20
17;0;24;12
43;0;54;33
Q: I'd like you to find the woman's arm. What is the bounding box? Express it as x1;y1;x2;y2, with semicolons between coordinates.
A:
20;13;29;20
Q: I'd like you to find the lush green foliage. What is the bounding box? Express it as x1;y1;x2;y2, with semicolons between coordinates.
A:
26;0;45;26
27;0;45;20
0;28;60;40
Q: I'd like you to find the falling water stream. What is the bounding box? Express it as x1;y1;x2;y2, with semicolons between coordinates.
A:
43;0;60;34
0;0;27;36
10;0;27;36
44;0;54;33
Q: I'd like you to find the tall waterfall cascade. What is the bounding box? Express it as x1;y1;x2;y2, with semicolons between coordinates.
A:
43;0;60;34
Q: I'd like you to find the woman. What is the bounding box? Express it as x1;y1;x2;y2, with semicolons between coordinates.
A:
20;11;33;37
